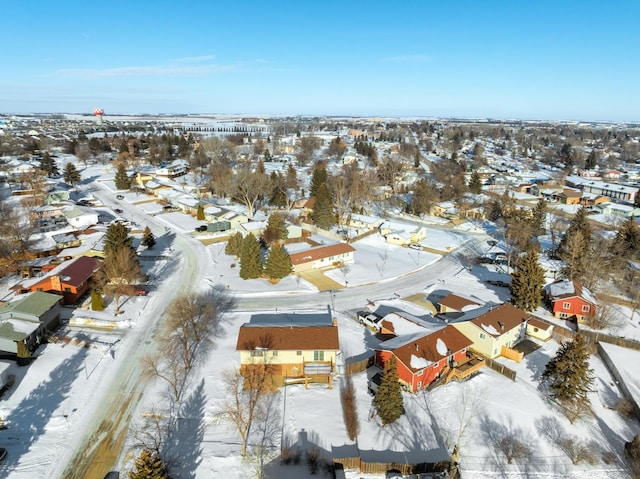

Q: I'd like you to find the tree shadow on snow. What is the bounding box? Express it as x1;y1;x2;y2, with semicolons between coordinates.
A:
0;347;86;475
163;379;206;478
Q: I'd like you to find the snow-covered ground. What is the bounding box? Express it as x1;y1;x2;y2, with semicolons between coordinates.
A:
0;157;639;479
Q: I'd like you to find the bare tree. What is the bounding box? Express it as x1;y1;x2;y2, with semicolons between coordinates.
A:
232;168;270;218
219;360;277;457
143;352;189;403
96;247;141;313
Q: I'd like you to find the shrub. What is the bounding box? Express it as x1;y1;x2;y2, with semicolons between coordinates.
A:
615;398;636;418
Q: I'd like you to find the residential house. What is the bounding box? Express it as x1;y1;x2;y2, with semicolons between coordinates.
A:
347;213;384;232
452;303;529;359
289;243;355;273
236;220;267;238
544;279;597;323
592;203;640;218
62;205;99;230
379;222;427;246
0;291;62;357
236;312;340;387
13;256;103;304
557;189;582;205
375;325;475;392
156;163;187;178
568;177;639;205
437;293;483;317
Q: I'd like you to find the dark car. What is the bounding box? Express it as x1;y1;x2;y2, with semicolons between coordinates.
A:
114;208;123;214
0;447;7;462
195;225;208;232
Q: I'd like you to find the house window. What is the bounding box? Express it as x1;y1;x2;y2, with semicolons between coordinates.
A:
479;333;486;339
314;351;325;361
562;302;571;310
64;287;71;293
581;305;590;313
272;350;278;356
250;350;264;357
296;350;302;356
417;381;422;389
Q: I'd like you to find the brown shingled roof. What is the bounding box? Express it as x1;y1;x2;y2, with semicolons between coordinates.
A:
469;303;530;337
58;256;103;287
391;325;473;373
236;324;339;351
289;243;355;266
439;293;481;312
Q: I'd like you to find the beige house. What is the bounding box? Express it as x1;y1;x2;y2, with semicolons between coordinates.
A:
452;303;529;359
289;243;355;273
526;317;554;341
236;313;340;387
379;222;427;246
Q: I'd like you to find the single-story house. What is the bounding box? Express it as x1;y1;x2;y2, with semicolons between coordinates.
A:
13;256;103;304
289;243;355;273
544;279;597;323
0;291;62;356
348;214;384;231
557;189;582;205
236;220;268;238
62;205;99;230
236;312;340;387
452;303;529;359
375;325;474;392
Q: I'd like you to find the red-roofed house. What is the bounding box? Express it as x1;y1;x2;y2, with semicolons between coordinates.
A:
13;256;103;304
236;316;340;387
374;325;476;392
288;243;355;273
544;279;597;323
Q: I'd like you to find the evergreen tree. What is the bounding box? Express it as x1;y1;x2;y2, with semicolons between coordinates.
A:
615;216;640;260
468;171;482;194
510;248;545;311
264;245;293;281
285;163;299;191
90;289;105;311
556;207;592;280
530;198;547;235
141;226;156;249
115;162;131;190
104;222;133;257
225;232;243;257
261;212;288;246
128;448;169;479
309;164;328;198
40;151;59;177
311;182;335;230
585;150;598;170
196;204;205;221
374;357;405;425
263;148;272;162
541;335;594;404
63;162;81;185
239;233;262;279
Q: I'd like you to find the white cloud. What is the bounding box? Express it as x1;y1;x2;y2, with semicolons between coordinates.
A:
47;57;236;79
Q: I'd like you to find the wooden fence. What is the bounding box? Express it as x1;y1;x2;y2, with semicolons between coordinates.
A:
481;356;517;381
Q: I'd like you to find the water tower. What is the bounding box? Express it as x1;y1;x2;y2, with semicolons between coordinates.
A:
93;108;104;126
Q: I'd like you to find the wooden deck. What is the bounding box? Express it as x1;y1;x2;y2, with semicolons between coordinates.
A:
443;355;485;384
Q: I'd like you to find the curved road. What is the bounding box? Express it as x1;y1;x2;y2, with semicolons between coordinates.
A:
56;181;489;477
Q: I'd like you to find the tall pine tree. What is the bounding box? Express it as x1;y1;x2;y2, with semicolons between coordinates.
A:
510;248;545;311
541;335;594;404
40;151;59;177
373;357;405;425
128;448;169;479
141;226;156;249
104;222;133;257
261;212;288;246
556;207;591;281
239;233;263;279
114;161;131;190
311;183;335;230
468;171;482;194
225;232;244;257
264;245;293;281
615;216;640;260
63;162;81;184
309;164;328;198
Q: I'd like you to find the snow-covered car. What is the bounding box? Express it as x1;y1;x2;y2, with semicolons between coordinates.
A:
356;311;383;332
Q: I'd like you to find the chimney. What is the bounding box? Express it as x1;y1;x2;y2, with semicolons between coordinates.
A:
332;318;337;327
415;344;419;351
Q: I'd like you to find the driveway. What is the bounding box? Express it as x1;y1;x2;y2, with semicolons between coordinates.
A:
298;269;345;291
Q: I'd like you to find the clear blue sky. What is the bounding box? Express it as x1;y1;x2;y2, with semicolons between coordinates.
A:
2;1;639;121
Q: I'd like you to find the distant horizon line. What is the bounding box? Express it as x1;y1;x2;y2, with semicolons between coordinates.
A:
1;111;638;126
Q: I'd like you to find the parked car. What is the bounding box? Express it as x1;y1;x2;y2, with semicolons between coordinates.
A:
116;194;124;200
133;287;147;296
0;447;7;462
113;208;123;214
356;311;383;332
409;243;422;251
195;225;208;232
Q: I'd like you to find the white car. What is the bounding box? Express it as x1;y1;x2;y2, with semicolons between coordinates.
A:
409;243;422;250
356;311;383;332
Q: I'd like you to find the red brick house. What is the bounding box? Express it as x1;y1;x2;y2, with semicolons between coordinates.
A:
375;325;474;392
13;256;103;305
544;279;597;323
